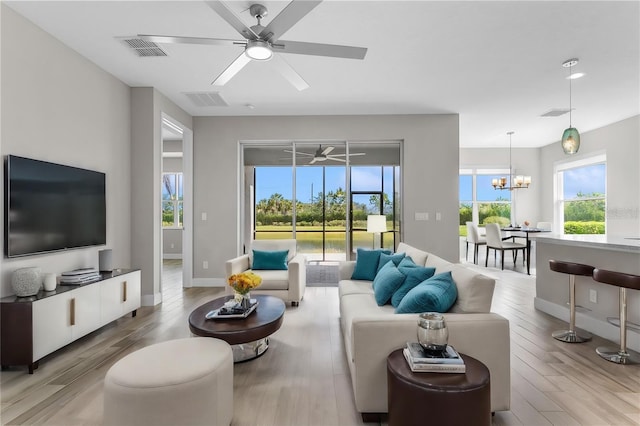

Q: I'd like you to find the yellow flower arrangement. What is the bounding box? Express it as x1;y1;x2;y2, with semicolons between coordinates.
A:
227;271;262;295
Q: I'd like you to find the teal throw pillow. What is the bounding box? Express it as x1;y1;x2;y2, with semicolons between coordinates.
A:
391;266;436;307
252;249;289;270
351;248;391;281
397;256;417;269
395;271;458;314
376;252;406;274
372;261;407;306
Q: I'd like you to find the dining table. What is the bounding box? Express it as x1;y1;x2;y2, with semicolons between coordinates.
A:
501;227;551;275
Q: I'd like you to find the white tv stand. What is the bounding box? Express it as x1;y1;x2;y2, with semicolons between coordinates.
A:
0;269;140;374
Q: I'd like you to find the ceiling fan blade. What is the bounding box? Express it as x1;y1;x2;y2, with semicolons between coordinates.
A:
274;40;367;59
205;1;258;40
309;158;318;165
211;52;251;86
284;149;314;157
259;0;322;42
326;156;346;162
270;54;309;91
327;153;366;157
138;34;243;47
321;146;335;155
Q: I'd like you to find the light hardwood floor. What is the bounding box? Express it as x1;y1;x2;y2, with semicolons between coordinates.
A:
1;260;639;425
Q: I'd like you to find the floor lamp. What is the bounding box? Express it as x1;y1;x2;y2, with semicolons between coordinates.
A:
367;215;387;249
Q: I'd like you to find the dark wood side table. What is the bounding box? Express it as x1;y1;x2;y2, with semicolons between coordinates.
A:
189;294;285;362
387;349;491;426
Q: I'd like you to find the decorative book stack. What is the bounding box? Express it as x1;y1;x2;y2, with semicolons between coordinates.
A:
59;268;101;285
402;342;466;373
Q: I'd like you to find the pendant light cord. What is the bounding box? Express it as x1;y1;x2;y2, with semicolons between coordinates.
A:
568;63;573;126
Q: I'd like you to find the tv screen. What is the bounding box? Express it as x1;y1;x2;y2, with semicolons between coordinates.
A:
4;155;106;257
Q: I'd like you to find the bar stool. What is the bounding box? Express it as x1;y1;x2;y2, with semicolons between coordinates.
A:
592;268;640;365
549;260;595;343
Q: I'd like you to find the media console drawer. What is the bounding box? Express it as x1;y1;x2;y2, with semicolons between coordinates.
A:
1;269;140;374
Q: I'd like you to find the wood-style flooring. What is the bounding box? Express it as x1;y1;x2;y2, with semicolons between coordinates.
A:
1;259;639;425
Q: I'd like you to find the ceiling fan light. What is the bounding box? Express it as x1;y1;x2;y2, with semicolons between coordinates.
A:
245;40;272;61
561;127;581;154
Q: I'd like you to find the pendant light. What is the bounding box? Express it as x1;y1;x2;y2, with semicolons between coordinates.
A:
561;58;580;154
492;131;531;190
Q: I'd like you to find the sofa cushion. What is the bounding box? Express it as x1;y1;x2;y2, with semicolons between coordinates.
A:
372;261;406;306
252;249;289;270
351;248;391;281
376;252;406;274
424;252;454;273
250;239;297;262
248;270;289;290
448;265;495;313
339;279;375;299
391;265;436;307
396;242;429;266
396;271;458;314
397;256;417;268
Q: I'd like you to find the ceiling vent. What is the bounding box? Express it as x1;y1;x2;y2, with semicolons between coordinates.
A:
540;108;570;117
184;92;229;107
120;38;167;57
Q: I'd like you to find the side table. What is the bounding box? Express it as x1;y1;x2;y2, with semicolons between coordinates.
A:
387;349;491;426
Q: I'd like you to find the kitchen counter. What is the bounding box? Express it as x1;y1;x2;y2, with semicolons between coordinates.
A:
535;235;640;352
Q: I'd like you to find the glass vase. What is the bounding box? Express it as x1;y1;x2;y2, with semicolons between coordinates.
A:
417;312;449;356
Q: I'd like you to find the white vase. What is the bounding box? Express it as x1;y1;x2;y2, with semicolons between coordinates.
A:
11;267;43;297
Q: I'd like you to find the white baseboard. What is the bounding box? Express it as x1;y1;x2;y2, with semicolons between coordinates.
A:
162;253;183;260
142;292;162;307
192;277;226;287
534;297;639;352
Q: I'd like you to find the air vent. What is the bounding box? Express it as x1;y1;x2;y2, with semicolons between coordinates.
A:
540;108;570;117
120;38;167;57
184;92;229;107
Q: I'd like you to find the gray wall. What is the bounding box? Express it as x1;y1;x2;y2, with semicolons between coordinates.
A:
162;140;183;257
193;114;459;281
131;88;191;305
0;5;132;297
539;115;640;237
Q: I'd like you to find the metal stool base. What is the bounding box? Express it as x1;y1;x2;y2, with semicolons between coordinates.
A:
552;329;591;343
596;346;640;364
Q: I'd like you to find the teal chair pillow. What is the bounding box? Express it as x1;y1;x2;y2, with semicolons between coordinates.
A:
395;271;458;313
376;252;406;274
372;261;407;306
351;248;391;281
391;266;436;307
252;249;289;270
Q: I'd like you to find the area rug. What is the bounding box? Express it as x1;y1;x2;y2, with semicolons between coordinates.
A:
306;264;340;287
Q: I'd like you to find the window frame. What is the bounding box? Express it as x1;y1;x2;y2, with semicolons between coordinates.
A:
553;153;606;235
460;167;512;226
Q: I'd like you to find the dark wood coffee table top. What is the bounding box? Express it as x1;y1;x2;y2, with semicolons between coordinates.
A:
189;295;285;345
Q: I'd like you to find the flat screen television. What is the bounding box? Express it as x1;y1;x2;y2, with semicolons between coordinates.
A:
4;155;106;257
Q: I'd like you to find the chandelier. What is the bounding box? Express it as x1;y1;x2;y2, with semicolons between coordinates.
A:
492;131;531;190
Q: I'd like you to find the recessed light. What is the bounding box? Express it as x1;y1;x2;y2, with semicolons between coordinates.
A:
567;72;585;80
246;104;256;109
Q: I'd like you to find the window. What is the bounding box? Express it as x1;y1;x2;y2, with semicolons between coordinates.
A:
555;154;606;234
162;173;183;228
459;168;512;236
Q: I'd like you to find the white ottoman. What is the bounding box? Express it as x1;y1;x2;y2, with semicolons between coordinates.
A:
103;337;233;426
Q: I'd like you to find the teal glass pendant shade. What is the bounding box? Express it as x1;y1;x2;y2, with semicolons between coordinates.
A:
562;127;580;154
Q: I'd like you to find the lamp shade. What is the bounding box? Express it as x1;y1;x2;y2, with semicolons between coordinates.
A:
561;127;581;154
367;215;387;233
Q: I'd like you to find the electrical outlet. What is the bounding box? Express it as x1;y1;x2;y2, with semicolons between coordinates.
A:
436;212;442;221
203;260;209;269
589;289;597;303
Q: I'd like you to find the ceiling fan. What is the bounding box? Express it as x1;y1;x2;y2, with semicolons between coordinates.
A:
139;1;367;91
285;145;365;164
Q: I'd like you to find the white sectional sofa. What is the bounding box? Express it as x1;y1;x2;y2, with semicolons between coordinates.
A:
339;242;510;420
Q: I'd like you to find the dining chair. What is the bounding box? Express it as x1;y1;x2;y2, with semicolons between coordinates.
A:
485;223;527;270
465;222;486;265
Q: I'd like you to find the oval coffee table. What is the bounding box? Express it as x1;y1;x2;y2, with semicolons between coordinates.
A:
189;295;285;362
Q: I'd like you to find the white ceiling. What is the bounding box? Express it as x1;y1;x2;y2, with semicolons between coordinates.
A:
5;1;639;148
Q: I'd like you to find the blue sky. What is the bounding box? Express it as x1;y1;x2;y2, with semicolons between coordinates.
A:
255;166;391;203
